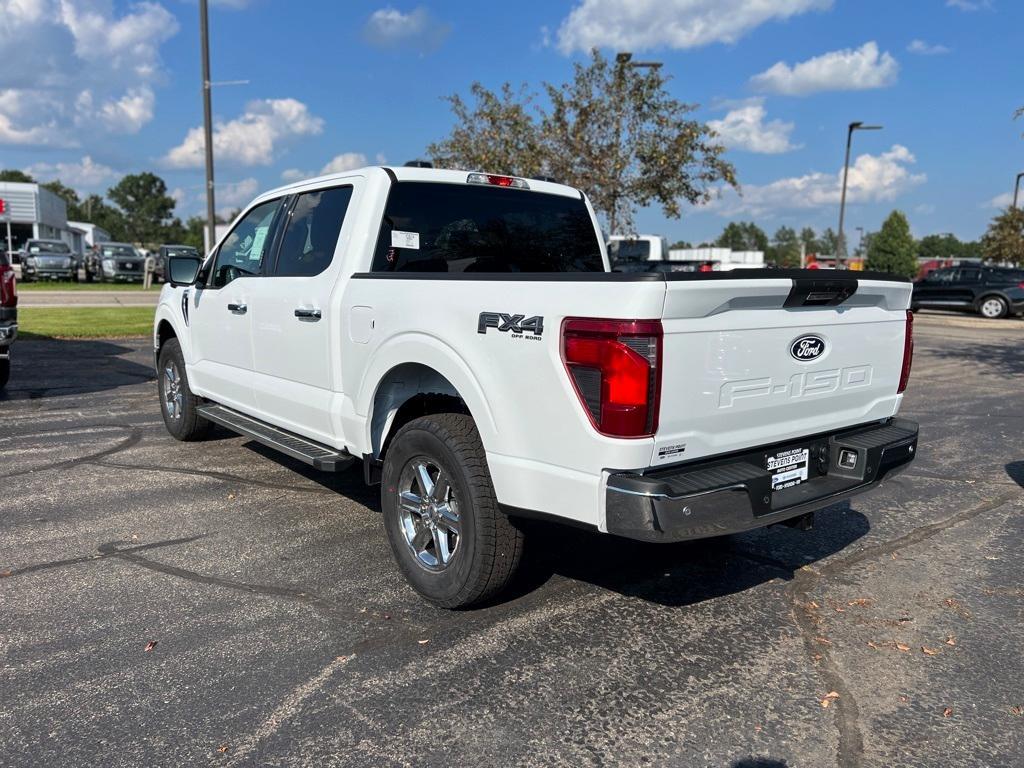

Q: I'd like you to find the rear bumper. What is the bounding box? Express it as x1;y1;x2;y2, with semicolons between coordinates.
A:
605;418;918;542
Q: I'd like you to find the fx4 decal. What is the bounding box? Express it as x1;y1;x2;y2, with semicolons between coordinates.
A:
478;312;544;339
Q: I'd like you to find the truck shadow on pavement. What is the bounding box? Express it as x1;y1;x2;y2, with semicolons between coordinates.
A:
510;504;870;608
1006;461;1024;489
235;443;870;609
2;338;155;401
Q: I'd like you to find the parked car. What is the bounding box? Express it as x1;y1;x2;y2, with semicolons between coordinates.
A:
154;166;918;608
21;239;78;282
86;242;146;282
154;244;199;283
911;266;1024;319
0;249;17;389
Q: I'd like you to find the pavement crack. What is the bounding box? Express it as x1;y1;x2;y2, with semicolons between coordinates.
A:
1;535;206;579
0;424;143;479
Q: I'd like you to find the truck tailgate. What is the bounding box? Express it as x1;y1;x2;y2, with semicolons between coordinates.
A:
653;274;912;467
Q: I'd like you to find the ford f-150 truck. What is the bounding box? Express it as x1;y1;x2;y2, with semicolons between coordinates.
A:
154;166;918;608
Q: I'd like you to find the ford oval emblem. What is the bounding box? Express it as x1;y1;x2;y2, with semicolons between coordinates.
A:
790;335;826;362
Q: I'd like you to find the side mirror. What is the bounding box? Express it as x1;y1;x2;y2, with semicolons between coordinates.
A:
168;255;203;286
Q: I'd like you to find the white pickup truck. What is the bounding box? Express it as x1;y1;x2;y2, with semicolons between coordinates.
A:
154;166;918;607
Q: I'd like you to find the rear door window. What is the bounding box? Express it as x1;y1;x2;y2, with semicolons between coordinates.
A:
957;268;981;282
274;186;353;277
371;182;603;273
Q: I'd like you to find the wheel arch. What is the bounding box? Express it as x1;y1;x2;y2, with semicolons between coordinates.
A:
367;361;486;462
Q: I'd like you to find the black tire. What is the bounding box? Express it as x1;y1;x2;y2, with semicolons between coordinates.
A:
0;356;9;390
381;413;525;608
977;295;1008;320
157;337;210;441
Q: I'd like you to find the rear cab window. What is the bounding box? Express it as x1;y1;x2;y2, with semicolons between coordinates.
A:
371;182;604;273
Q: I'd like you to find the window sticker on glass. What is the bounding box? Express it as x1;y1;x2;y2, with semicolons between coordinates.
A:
249;226;269;261
391;230;420;249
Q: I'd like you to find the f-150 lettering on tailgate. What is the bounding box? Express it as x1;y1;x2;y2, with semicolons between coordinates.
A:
718;365;872;409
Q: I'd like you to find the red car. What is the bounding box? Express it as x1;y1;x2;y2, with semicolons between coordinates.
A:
0;248;17;389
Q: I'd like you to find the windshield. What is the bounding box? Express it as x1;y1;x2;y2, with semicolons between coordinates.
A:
29;241;71;254
608;240;651;262
102;245;137;258
371;182;604;273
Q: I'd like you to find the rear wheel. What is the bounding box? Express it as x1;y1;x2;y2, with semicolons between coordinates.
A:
979;296;1008;319
381;413;525;608
158;338;210;441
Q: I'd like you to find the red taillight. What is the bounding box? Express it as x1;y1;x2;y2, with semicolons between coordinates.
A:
561;318;662;438
0;264;16;308
898;310;913;394
466;172;530;190
1018;281;1024;290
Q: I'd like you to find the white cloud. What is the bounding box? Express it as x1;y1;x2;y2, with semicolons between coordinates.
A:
320;153;368;174
0;0;179;145
751;41;898;96
25;155;118;189
705;144;925;216
708;99;799;154
216;177;260;212
556;0;832;54
982;192;1013;209
914;203;936;215
907;39;950;55
946;0;991;10
281;168;306;183
363;6;450;53
163;99;324;169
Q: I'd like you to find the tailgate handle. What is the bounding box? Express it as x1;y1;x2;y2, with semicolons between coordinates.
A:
784;278;857;308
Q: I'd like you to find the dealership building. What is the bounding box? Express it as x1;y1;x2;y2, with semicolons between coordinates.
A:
0;181;100;253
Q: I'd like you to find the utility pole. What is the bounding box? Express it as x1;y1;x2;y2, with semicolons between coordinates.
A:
837;121;882;269
199;0;216;252
611;52;662;236
1013;172;1024;209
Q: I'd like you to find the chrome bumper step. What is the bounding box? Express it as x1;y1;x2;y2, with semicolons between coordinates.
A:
196;404;355;472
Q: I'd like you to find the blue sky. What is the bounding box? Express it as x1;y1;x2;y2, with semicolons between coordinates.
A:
1;0;1021;245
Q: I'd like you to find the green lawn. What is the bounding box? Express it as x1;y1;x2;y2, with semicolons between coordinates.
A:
18;307;154;339
17;280;158;291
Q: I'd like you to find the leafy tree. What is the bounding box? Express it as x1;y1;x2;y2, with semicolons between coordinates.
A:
917;233;962;262
669;240;692;249
78;194;127;240
716;221;768;252
107;172;176;244
866;210;919;278
981;207;1024;266
427;83;545;178
0;169;35;183
768;226;801;267
429;50;736;235
818;227;839;256
799;227;819;255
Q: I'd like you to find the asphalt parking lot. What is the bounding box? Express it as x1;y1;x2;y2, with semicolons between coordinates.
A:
2;313;1022;767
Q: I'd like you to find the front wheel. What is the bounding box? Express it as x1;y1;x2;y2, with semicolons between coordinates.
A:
381;413;525;608
979;296;1008;319
158;338;210;441
0;355;9;390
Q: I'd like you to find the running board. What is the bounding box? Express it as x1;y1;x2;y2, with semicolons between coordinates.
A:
196;404;355;472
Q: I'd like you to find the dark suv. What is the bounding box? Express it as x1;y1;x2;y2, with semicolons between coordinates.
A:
0;249;17;389
912;266;1024;319
154;244;199;283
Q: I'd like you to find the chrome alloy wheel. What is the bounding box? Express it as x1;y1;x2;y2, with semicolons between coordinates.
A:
163;362;183;420
397;458;461;570
980;298;1005;319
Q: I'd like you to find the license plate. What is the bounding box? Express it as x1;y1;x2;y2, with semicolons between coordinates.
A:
767;448;809;491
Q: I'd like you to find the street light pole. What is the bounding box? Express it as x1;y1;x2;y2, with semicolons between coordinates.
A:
1013;172;1024;209
199;0;216;252
837;121;882;269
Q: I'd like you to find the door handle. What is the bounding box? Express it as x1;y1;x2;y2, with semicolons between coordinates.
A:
227;302;247;314
294;308;322;320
